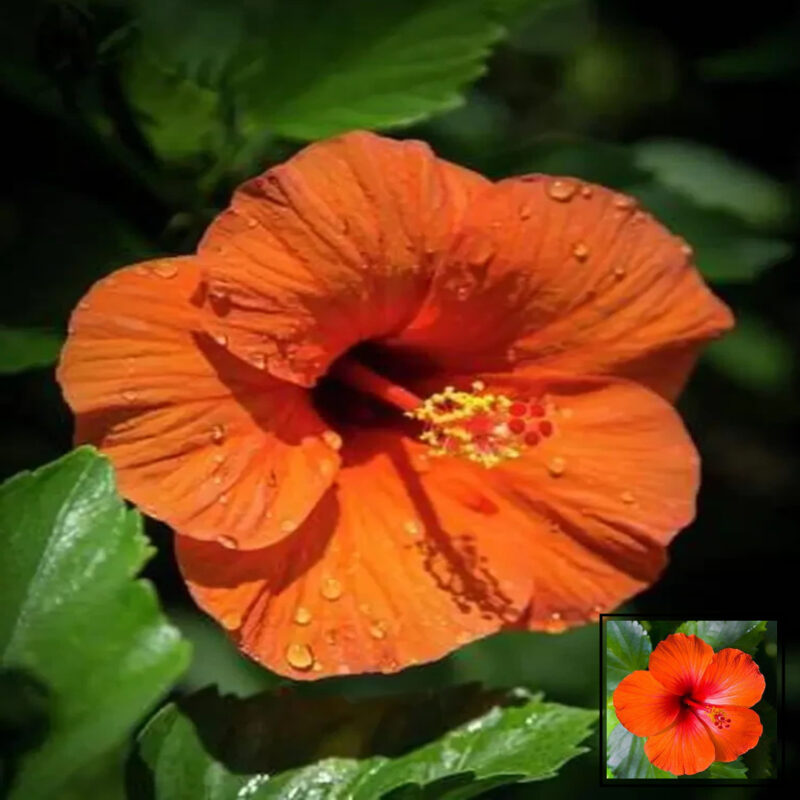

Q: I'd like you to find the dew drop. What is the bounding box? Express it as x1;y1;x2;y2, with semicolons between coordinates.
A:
212;331;228;347
250;353;266;370
518;203;533;220
122;389;137;403
547;179;577;202
218;493;230;505
580;185;593;198
294;606;312;626
152;261;179;278
369;622;387;640
322;430;343;451
620;490;636;505
404;519;423;537
547;457;566;477
246;217;258;229
211;424;225;444
312;661;323;672
572;242;590;262
680;240;694;258
280;519;298;534
221;610;241;629
612;266;626;280
217;535;238;549
613;194;636;211
285;642;314;671
321;577;343;600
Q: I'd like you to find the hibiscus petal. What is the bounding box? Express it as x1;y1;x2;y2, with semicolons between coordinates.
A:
176;429;535;679
694;648;766;707
197;130;489;387
433;371;699;626
57;259;339;549
644;708;716;775
613;670;681;736
390;175;732;400
696;704;763;762
649;633;714;696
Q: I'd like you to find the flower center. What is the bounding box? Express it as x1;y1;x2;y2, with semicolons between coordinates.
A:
333;358;553;468
683;697;732;730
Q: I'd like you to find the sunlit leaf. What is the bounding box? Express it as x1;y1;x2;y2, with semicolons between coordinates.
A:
675;621;767;654
605;620;651;695
0;448;190;799
634;139;792;230
0;327;62;374
133;686;596;799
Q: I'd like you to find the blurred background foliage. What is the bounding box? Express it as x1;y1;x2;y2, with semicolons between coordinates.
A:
0;0;797;797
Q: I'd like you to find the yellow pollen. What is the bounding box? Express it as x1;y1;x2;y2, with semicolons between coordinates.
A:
407;383;554;468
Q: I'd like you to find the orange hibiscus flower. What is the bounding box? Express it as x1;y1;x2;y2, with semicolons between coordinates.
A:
57;131;732;679
613;632;765;775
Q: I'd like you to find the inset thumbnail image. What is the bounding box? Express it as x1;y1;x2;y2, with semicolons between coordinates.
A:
603;619;779;782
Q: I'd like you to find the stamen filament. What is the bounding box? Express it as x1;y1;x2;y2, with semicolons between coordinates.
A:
332;358;422;413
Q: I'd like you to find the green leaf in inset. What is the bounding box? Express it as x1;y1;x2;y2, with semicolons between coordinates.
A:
0;448;190;800
631;184;792;283
700;758;749;779
0;327;62;374
634;139;793;230
675;621;767;654
237;0;505;140
705;315;793;394
744;702;776;779
605;620;651;695
607;724;675;779
133;686;596;799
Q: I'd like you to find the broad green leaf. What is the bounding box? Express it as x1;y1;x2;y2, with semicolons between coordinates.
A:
606;704;618;737
645;620;682;646
696;759;748;779
634;139;792;230
0;327;62;374
605;620;651;695
606;724;675;779
744;702;776;778
0;448;190;799
238;0;505;140
675;621;767;654
631;184;792;283
133;686;596;799
705;315;793;394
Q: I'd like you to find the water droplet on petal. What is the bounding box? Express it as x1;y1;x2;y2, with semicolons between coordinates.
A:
547;179;577;202
78;299;90;310
250;353;266;369
221;610;241;629
294;606;312;625
613;194;636;211
404;519;423;537
246;218;258;229
613;266;626;280
518;203;533;220
680;240;693;258
280;519;298;534
218;493;230;505
212;331;228;347
322;430;343;451
321;577;342;601
369;622;387;640
211;424;225;444
285;643;314;671
580;185;593;198
152;261;179;278
217;535;238;549
572;242;590;262
122;389;137;403
547;457;566;477
620;490;636;505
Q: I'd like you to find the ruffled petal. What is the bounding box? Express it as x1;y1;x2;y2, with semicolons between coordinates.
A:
198;130;489;387
649;633;714;696
57;259;339;549
389;175;732;400
176;429;535;679
613;670;681;736
644;708;716;775
694;648;766;708
430;371;699;626
696;704;763;762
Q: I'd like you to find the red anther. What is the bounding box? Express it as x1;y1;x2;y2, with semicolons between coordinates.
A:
524;431;540;446
508;418;526;435
509;402;527;417
539;420;553;437
528;403;545;417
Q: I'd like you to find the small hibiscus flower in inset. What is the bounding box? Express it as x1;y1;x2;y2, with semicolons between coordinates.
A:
613;632;765;775
57;131;732;679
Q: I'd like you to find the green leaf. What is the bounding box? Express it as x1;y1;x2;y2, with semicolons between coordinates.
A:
634;139;792;230
607;724;675;779
605;620;651;695
0;327;62;374
705;315;793;394
744;702;776;779
133;686;597;799
237;0;504;140
631;184;792;283
644;620;682;646
0;448;190;800
697;758;749;779
675;621;767;654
